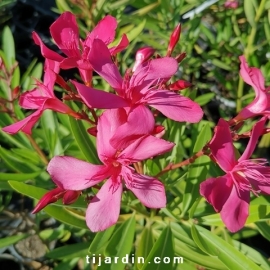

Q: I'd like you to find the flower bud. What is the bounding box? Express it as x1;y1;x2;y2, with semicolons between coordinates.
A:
62;190;81;205
32;187;65;214
169;80;192;91
167;24;181;56
132;46;155;72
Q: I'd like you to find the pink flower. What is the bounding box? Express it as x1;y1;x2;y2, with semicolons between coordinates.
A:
200;117;270;232
167;24;181;56
32;12;128;85
46;106;174;231
232;56;270;123
224;0;238;9
73;39;203;123
2;67;80;135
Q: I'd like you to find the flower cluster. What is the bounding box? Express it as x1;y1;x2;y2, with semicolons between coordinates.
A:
2;12;203;232
2;11;270;233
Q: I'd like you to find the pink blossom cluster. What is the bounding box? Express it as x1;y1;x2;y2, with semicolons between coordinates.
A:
2;12;203;232
2;12;270;233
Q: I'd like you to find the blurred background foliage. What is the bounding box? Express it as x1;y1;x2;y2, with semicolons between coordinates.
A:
0;0;270;269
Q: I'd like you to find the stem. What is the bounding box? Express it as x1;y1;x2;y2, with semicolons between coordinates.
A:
26;135;49;165
155;148;207;178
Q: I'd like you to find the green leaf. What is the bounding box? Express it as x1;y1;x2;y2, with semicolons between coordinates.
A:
191;225;262;270
194;93;215;106
0;234;29;249
136;226;155;269
141;226;175;270
69;116;99;164
255;222;270;242
2;26;15;69
0;171;41;181
44;206;88;229
212;59;231;71
233;240;270;270
126;20;146;43
41;110;63;157
103;214;136;270
244;0;256;27
89;225;115;254
131;2;159;16
47;242;89;259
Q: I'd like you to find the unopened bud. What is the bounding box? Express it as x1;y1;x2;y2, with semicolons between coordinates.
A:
12;86;20;99
32;187;65;214
175;52;186;63
87;126;97;136
132;46;155;72
169;80;192;91
152;125;165;138
167;24;181;56
62;190;81;205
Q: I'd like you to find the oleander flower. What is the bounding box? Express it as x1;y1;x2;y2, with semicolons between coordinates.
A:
232;56;270;123
46;106;174;231
200;117;270;232
2;65;79;135
32;11;128;85
73;39;203;123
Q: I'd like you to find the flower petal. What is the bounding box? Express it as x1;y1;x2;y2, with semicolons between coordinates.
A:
126;172;166;208
32;32;64;62
97;109;127;161
209;118;237;172
146;90;203;123
72;80;128;109
47;156;107;190
50;11;80;57
220;185;250;232
119;135;174;162
110;105;155;150
88;39;123;92
2;109;43;135
200;175;232;212
86;178;122;232
130;58;178;88
109;34;129;55
85;15;117;46
239;117;266;161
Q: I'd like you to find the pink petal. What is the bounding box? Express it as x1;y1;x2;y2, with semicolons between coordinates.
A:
50;11;80;57
86;178;122;232
110;105;155;150
119;135;174;162
146;90;203;123
236;56;268;119
130;58;178;89
85;15;117;46
60;57;80;69
2;109;43;135
209;118;237;172
109;34;129;55
32;32;64;62
200;176;232;212
72;80;128;109
44;59;60;74
126;172;166;208
47;156;108;190
220;185;250;232
43;98;79;117
239;55;265;95
88;39;123;92
19;89;48;109
97;109;127;162
239;117;266;161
